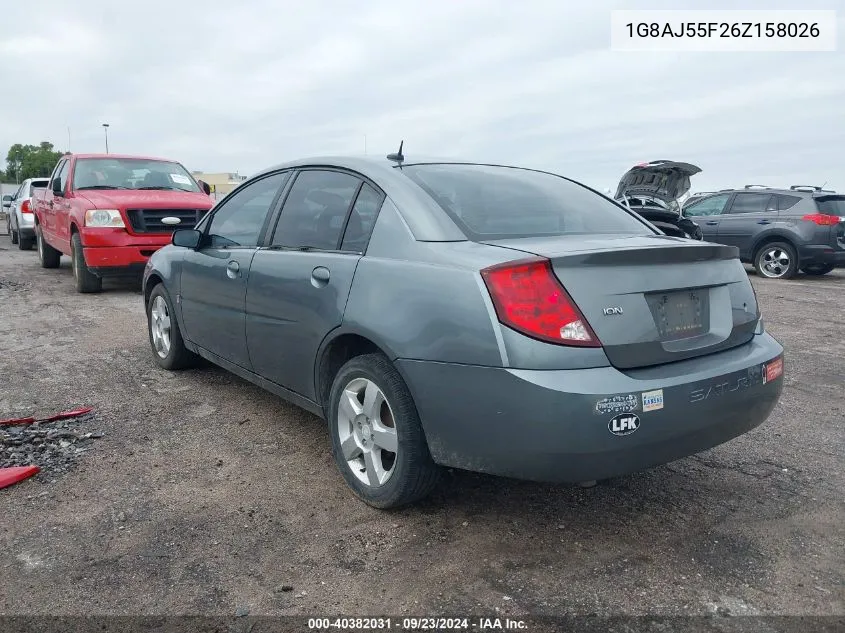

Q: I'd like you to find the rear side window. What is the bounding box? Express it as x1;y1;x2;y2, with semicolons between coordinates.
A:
815;196;845;215
30;181;48;191
401;164;650;240
341;183;383;253
272;170;361;250
726;193;772;214
776;194;801;211
681;193;730;217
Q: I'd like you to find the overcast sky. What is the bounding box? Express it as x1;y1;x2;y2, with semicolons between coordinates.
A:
1;0;842;192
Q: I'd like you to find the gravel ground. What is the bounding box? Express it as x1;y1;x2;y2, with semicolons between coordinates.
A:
0;240;842;620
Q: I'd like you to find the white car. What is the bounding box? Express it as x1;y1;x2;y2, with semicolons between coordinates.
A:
3;178;49;250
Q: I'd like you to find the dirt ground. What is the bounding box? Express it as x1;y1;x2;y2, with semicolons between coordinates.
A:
0;239;842;619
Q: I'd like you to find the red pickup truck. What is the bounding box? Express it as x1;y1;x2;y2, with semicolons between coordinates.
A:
33;153;214;292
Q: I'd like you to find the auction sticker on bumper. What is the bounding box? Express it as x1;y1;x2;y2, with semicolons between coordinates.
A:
608;413;640;436
763;357;784;384
642;388;664;412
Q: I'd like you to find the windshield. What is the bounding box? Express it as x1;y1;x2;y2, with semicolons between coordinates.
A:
72;158;200;193
816;196;845;216
401;164;652;240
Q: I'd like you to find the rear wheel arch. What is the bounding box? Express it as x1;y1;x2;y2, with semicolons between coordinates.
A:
751;232;798;262
315;331;394;413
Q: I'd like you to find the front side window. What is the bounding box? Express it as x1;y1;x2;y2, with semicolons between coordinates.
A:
73;158;201;192
50;160;67;193
57;161;70;193
401;164;651;240
205;172;288;248
683;193;731;217
272;170;361;250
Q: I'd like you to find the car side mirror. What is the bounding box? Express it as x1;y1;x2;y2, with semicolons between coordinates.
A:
198;180;211;196
1;195;11;208
172;228;202;249
51;179;63;196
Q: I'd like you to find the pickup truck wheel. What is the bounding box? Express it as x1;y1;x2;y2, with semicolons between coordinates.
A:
328;353;441;509
71;232;102;293
147;284;197;370
36;226;61;268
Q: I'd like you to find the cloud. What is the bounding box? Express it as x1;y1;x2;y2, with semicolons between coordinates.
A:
0;0;843;192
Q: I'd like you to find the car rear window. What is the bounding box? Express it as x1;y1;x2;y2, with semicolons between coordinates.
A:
30;181;48;189
815;196;845;216
401;164;651;239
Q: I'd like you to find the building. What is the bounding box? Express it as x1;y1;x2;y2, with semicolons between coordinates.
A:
190;171;247;198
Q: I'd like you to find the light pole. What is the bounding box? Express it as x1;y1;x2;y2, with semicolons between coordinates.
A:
102;123;110;153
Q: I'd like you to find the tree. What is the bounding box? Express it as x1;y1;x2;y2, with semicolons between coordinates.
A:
4;142;64;182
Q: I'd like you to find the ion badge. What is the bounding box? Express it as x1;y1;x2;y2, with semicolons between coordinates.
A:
642;388;664;412
595;394;640;415
608;413;640;436
763;357;784;384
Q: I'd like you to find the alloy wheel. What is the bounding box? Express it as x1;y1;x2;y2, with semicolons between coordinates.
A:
336;377;398;487
149;295;172;358
759;247;791;278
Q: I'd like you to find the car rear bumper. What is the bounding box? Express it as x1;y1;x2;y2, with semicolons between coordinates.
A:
797;244;845;267
397;332;784;483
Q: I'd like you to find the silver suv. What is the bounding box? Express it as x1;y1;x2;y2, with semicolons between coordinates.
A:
682;185;845;279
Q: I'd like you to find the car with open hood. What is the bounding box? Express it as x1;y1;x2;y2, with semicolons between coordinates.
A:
615;160;703;240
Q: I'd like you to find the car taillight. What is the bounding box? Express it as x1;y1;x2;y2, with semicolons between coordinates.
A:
802;213;839;226
21;200;31;213
480;257;600;347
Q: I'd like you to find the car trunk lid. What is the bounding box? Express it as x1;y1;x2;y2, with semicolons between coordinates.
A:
480;234;759;369
615;160;702;207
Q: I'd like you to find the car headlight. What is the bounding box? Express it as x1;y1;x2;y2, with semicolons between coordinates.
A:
84;209;125;228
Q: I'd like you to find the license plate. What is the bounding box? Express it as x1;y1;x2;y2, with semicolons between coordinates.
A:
647;289;709;341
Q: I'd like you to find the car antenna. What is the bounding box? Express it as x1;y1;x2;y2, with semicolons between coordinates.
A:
386;140;405;165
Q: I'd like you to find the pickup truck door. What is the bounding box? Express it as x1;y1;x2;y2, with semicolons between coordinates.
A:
41;159;68;241
179;172;288;369
681;192;732;242
53;159;74;248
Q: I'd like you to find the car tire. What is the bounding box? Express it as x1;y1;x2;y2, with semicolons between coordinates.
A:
36;225;61;269
754;241;798;280
801;263;835;276
328;353;441;509
18;235;34;250
147;284;197;370
10;227;18;244
71;232;102;293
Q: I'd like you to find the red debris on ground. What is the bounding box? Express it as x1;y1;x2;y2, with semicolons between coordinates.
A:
0;406;93;426
0;465;40;490
43;407;94;422
0;416;36;426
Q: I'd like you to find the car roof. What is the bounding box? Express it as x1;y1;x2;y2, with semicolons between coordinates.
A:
71;153;185;162
250;155;583;241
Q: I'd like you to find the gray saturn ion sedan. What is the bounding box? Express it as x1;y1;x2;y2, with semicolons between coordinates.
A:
142;153;785;508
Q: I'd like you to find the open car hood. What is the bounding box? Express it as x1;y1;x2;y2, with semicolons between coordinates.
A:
614;160;702;205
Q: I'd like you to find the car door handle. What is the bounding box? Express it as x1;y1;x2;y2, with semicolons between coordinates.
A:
226;260;240;278
757;220;771;225
705;220;719;225
311;266;330;284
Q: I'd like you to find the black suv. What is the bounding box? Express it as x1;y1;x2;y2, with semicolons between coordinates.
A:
682;185;845;279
